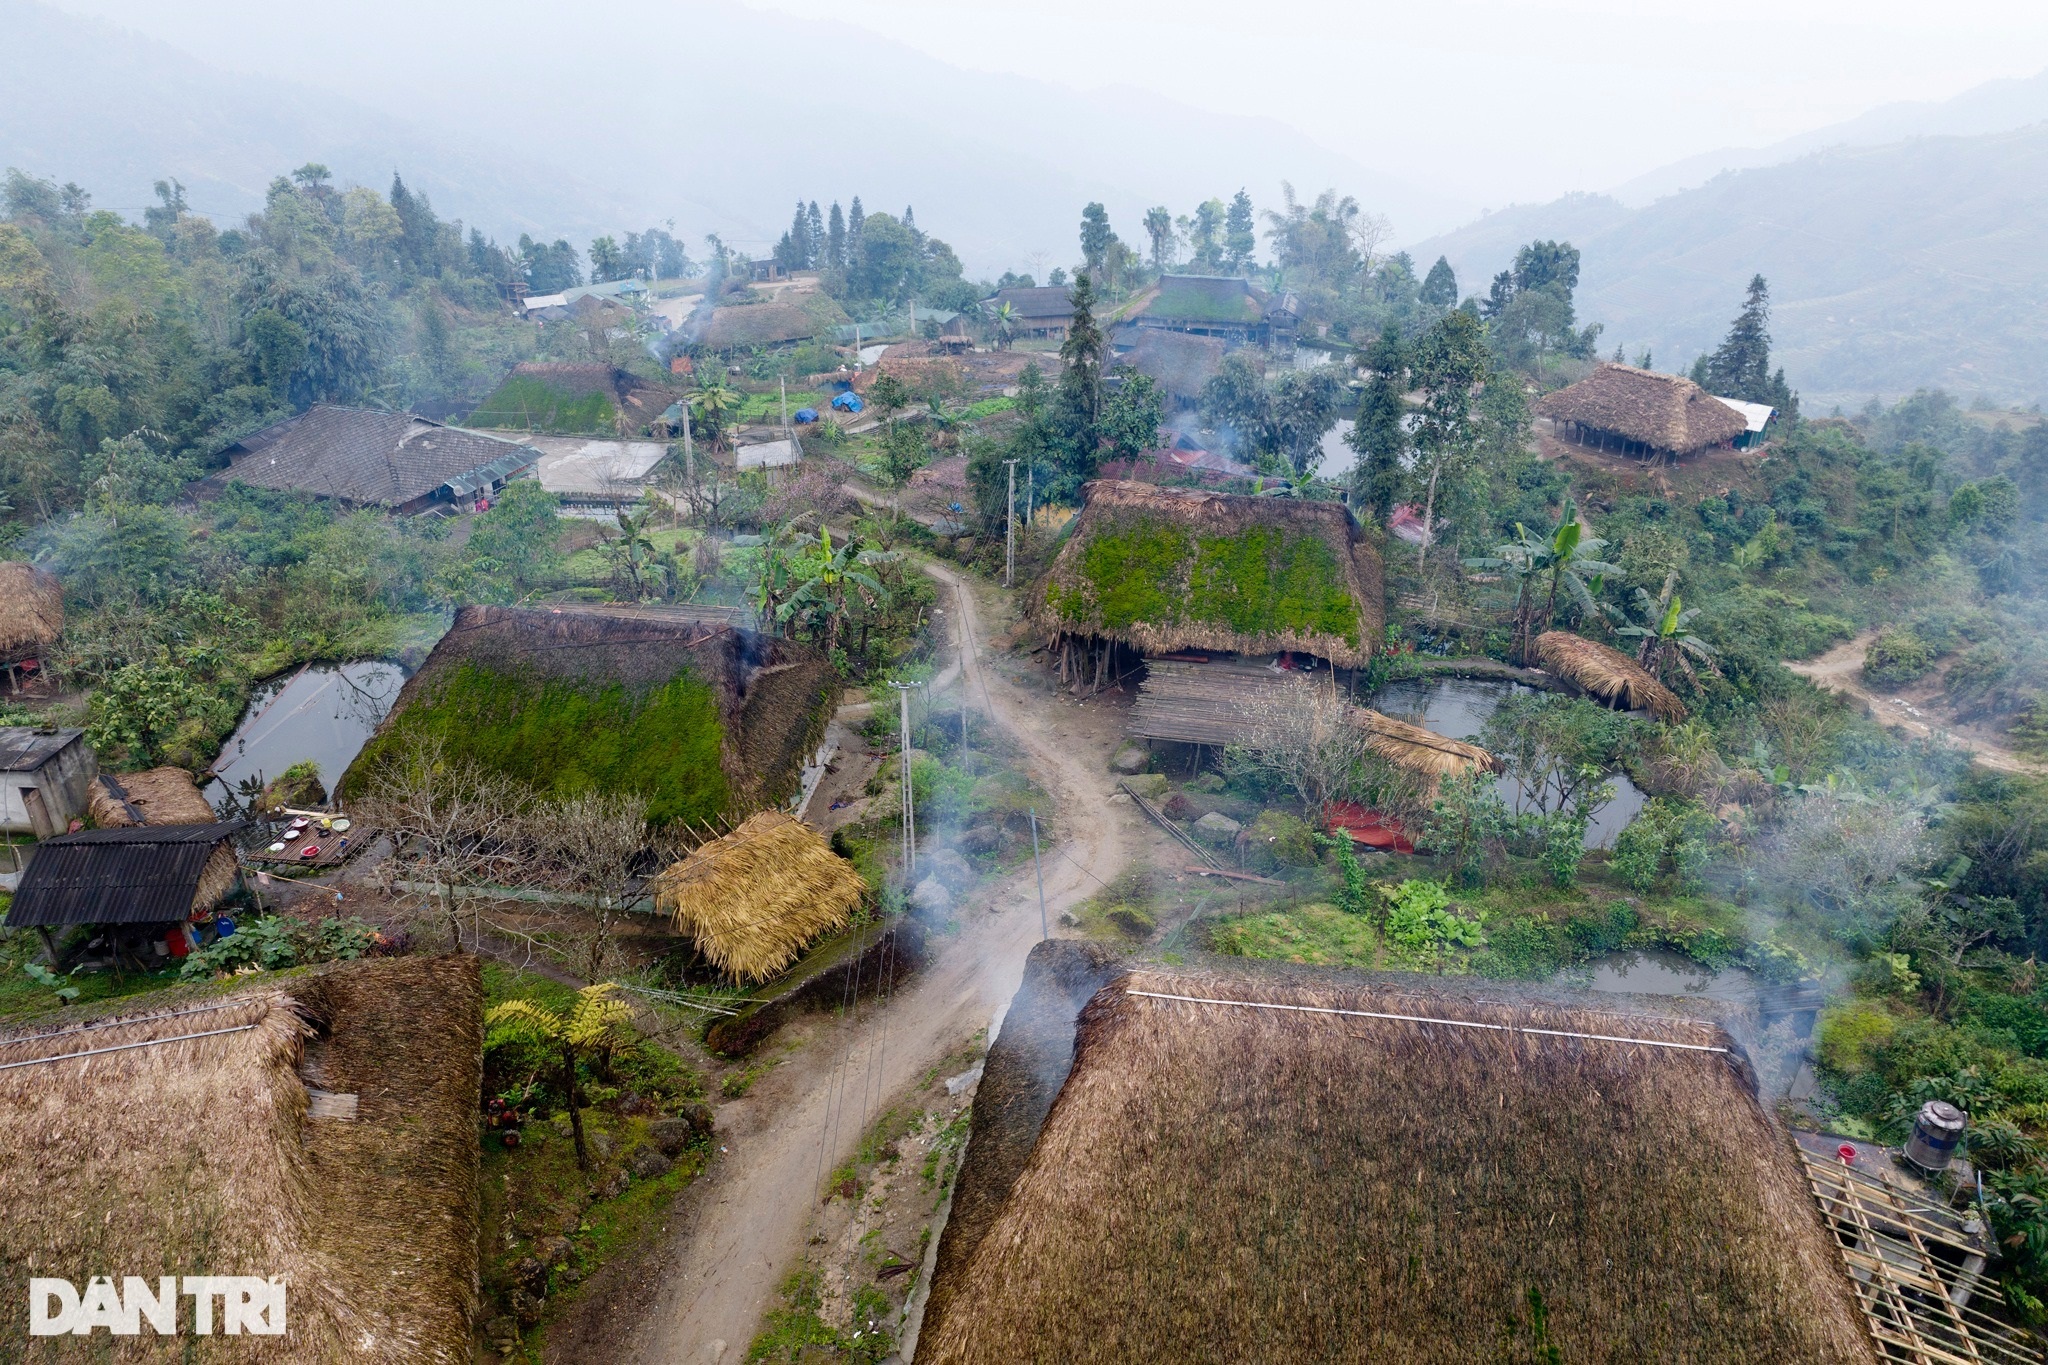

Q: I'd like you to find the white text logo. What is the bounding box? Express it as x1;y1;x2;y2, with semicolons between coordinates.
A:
29;1277;287;1336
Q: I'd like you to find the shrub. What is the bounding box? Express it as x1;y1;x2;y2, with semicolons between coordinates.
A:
1863;627;1935;686
1381;880;1482;961
1816;1000;1901;1076
179;915;379;980
1241;811;1317;872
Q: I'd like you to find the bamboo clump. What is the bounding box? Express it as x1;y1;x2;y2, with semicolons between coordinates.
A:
650;810;865;983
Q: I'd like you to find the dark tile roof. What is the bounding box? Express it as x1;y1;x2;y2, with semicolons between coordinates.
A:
990;287;1076;321
0;727;83;772
223;406;538;508
3;821;243;927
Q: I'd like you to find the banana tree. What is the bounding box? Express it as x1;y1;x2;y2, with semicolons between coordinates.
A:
1464;502;1617;665
690;383;739;450
990;300;1019;350
777;527;898;660
602;502;658;597
1615;571;1719;689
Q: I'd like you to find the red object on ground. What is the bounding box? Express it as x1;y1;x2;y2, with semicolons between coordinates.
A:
1324;801;1416;854
1838;1144;1858;1165
299;844;321;859
164;926;189;958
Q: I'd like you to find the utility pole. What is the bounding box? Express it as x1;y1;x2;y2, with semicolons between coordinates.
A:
1003;460;1019;587
1025;462;1034;528
779;376;789;439
890;681;920;883
1029;808;1048;941
681;403;695;483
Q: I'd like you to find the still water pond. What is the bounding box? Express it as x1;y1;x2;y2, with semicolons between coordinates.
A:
1579;947;1756;1005
1369;677;1646;848
203;661;407;805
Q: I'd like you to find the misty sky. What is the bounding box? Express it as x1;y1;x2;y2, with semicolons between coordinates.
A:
744;0;2048;204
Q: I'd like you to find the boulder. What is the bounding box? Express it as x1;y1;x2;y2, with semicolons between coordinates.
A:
923;848;975;890
960;824;1000;854
1111;745;1150;775
1193;811;1243;842
537;1236;573;1268
1123;773;1169;801
911;876;954;915
629;1146;674;1180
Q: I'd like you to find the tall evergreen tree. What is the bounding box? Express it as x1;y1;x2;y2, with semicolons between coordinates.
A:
846;196;865;264
1223;190;1257;273
1420;256;1458;310
826;201;846;270
389;173;440;276
1407;308;1490;572
806;202;823;263
1050;273;1105;496
1143;206;1174;274
1079;202;1116;279
1347;323;1410;516
1698;274;1797;416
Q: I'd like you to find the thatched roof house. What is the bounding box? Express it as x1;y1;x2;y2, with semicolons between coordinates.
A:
0;560;63;673
1536;363;1748;460
214;406;539;514
1356;706;1502;779
650;810;865;982
89;766;218;828
689;294;850;351
1034;481;1385;669
1534;630;1686;722
1114;328;1226;409
345;604;833;825
0;955;482;1363
916;950;1881;1365
3;821;242;932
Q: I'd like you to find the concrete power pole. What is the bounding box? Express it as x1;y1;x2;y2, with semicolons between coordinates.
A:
1004;460;1019;586
1029;808;1048;941
681;403;695;483
890;681;920;882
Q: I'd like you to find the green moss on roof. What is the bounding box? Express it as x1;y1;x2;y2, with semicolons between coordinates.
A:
1143;279;1265;325
466;375;618;434
1058;518;1358;646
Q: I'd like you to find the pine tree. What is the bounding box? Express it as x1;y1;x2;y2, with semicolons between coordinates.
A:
847;196;865;263
806;202;823;265
1420;256;1458;310
826;202;846;270
1348;323;1410;516
1701;275;1773;401
1224;190;1256;273
1051;273;1106;494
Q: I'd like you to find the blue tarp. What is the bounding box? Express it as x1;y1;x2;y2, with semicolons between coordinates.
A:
794;408;819;423
831;392;865;413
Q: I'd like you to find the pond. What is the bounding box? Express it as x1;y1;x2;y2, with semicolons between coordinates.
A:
203;661;408;806
1370;676;1646;848
1578;947;1756;1006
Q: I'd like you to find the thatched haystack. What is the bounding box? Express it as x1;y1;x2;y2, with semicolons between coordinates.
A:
1033;481;1385;668
0;955;482;1363
0;560;63;664
344;604;833;824
1354;707;1503;779
1534;629;1686;722
1536;363;1747;459
650;810;865;983
917;961;1879;1365
88;766;218;827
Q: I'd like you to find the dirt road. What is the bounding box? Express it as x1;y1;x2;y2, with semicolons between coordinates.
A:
1788;631;2043;775
614;564;1148;1365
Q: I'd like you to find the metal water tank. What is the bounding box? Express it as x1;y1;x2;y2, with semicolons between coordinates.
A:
1904;1100;1968;1173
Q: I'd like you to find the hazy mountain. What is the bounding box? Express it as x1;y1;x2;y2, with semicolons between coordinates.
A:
5;0;1470;273
1610;66;2048;206
1412;125;2048;411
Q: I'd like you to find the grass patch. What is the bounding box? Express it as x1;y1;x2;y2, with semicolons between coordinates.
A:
1208;901;1380;967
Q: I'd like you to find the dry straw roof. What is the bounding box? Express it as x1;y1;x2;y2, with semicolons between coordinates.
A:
1534;629;1686;722
650;810;865;983
1034;481;1386;668
1536;363;1748;455
0;561;63;660
918;962;1879;1365
1355;706;1503;778
90;766;219;828
0;954;482;1363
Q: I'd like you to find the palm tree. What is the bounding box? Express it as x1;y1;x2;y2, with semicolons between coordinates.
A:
1465;502;1618;665
484;984;634;1171
1615;572;1718;688
690;383;739;450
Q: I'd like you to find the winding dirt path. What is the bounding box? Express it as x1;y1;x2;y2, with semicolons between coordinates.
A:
1787;631;2043;775
610;564;1147;1365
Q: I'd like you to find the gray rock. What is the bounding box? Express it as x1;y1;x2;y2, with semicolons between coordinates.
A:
1193;811;1243;840
960;824;1000;854
649;1104;715;1156
537;1235;573;1268
1111;745;1150;775
590;1131;614;1160
924;848;975;890
910;876;954;915
1123;773;1169;801
629;1146;674;1180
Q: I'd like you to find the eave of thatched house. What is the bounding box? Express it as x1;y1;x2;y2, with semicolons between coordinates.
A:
649;810;865;982
0;955;482;1364
89;766;219;828
0;561;63;674
343;604;834;821
1032;481;1386;670
915;947;1882;1365
1534;629;1687;723
1354;706;1503;779
1535;363;1748;459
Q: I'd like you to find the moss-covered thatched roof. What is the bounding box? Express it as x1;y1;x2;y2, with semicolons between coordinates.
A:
0;955;482;1363
691;293;851;350
650;810;864;982
1032;481;1385;668
918;952;1879;1365
1536;363;1747;455
345;605;831;823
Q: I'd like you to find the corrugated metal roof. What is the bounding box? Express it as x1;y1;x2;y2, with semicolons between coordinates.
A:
1712;396;1777;433
3;821;243;927
0;727;82;772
